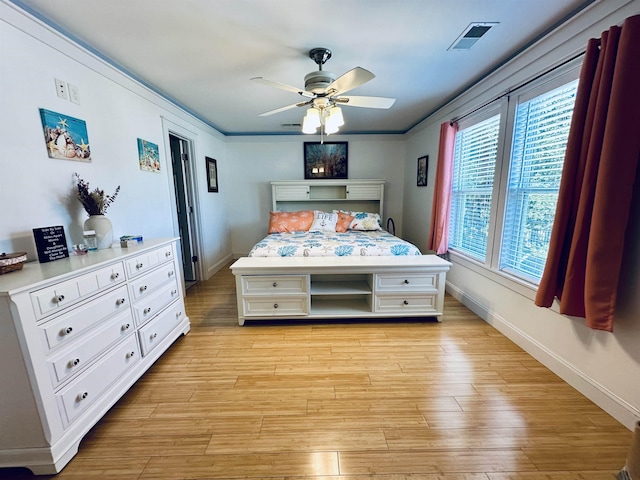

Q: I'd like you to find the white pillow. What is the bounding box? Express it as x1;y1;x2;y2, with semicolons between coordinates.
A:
309;211;338;232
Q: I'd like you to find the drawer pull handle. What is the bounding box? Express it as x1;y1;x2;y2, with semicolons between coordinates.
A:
168;270;175;276
403;300;409;305
56;294;65;303
126;351;135;359
69;358;80;367
171;289;177;295
111;272;120;280
77;391;89;401
273;303;279;309
140;285;148;292
144;307;151;314
151;332;158;339
62;326;73;335
136;262;144;269
165;251;171;257
273;282;278;287
176;311;182;319
116;298;126;305
122;323;131;331
404;279;410;284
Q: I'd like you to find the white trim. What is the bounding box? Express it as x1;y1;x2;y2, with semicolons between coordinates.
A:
446;281;640;430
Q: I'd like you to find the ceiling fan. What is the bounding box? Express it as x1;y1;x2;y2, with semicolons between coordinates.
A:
251;48;395;134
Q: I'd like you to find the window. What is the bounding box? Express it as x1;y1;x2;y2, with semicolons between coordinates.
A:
446;59;581;287
449;114;501;261
500;80;579;281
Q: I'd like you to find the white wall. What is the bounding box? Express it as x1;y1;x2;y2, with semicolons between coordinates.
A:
225;135;406;256
402;0;640;429
0;2;231;279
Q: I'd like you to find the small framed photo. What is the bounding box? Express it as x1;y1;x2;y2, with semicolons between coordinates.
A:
417;155;428;186
304;141;348;179
206;157;218;192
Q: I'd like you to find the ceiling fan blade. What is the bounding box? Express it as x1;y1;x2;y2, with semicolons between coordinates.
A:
334;95;396;109
251;77;314;98
325;67;375;96
258;100;310;117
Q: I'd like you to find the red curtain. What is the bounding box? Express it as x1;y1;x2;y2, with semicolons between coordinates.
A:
535;14;640;332
427;122;458;254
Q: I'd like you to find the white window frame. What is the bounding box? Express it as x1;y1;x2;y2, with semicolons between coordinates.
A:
448;58;582;298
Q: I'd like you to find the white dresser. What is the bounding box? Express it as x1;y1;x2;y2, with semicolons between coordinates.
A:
0;238;190;474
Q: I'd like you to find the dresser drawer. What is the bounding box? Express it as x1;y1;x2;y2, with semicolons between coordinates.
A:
129;263;178;302
242;275;308;295
243;296;309;317
31;263;126;319
132;280;180;326
375;273;438;293
40;284;131;351
48;310;134;386
374;294;437;313
137;302;186;356
125;251;160;278
56;335;140;425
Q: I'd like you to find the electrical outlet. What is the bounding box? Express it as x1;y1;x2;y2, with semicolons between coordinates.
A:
55;78;68;100
68;84;80;104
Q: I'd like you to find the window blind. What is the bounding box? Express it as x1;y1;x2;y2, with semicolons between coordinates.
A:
500;79;579;281
449;114;501;261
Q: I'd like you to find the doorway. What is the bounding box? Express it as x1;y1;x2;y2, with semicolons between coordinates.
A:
169;133;198;289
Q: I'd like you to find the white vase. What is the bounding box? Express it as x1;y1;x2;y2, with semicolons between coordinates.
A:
84;215;113;249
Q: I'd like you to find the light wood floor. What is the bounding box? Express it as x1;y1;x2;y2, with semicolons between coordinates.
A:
1;263;632;479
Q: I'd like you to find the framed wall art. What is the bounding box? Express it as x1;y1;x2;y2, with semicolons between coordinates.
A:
206;157;218;192
303;141;348;179
39;108;91;162
137;138;160;172
417;155;428;186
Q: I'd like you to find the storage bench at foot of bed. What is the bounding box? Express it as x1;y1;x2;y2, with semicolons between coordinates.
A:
230;256;451;325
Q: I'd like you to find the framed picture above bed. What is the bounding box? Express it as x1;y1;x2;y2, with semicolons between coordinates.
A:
304;141;348;179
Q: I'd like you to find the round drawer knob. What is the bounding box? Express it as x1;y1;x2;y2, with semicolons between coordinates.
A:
144;307;151;314
111;272;120;280
169;270;175;276
56;294;65;303
273;303;279;309
404;279;410;284
62;326;73;335
116;298;126;305
78;391;89;401
140;285;148;292
122;323;130;331
69;358;80;367
165;252;171;257
171;289;177;295
151;332;158;339
273;282;278;287
176;311;182;318
126;351;135;359
403;300;409;305
136;262;143;269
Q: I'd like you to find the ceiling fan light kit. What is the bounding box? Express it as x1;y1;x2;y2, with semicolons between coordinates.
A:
252;47;395;137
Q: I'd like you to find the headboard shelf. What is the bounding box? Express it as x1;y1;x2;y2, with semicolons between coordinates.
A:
271;179;385;218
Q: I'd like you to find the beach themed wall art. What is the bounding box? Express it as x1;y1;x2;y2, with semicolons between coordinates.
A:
39;108;91;162
137;138;160;172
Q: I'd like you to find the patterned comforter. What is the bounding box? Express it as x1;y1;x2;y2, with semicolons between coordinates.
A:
248;230;422;257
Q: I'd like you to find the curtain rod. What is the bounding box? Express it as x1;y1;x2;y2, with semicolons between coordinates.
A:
450;50;586;126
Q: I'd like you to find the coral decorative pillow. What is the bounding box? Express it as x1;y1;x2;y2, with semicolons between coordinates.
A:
310;211;338;232
268;210;314;233
335;212;355;232
334;210;383;231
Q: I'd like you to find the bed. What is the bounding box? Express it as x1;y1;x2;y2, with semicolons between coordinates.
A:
230;179;451;325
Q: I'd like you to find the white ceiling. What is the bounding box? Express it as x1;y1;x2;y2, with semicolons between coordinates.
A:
14;0;592;135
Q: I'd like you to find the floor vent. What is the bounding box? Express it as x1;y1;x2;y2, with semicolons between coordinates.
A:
448;22;498;50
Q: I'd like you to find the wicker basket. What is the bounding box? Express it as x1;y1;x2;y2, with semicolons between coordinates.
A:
0;252;27;275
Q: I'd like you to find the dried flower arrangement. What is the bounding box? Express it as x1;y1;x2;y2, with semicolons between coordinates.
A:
74;173;120;216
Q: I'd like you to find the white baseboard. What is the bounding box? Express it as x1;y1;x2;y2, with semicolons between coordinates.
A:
446;282;640;431
205;253;234;280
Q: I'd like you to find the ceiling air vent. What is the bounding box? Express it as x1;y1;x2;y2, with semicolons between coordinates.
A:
281;123;302;130
448;22;498;50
